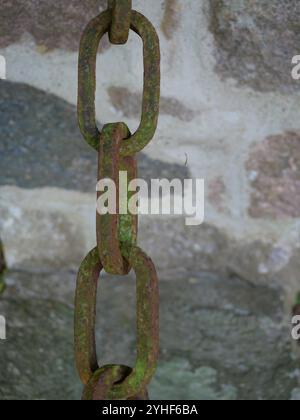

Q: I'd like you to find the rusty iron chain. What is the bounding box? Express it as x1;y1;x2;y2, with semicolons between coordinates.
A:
75;246;159;400
97;123;137;275
75;1;160;401
77;7;160;156
108;0;132;44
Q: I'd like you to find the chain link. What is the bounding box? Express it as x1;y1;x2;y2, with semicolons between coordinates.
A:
97;122;137;275
74;246;159;400
77;8;160;156
75;1;161;400
108;0;132;44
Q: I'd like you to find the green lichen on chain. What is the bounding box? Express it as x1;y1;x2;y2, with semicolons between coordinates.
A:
294;292;300;307
120;11;160;156
74;247;101;385
0;276;6;295
76;2;160;401
78;10;111;151
108;0;132;45
97;122;136;274
119;152;137;246
119;214;135;244
78;10;160;156
75;244;158;400
0;239;7;295
106;245;159;400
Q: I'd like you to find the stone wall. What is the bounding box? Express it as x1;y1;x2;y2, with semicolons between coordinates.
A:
1;0;300;297
0;0;300;400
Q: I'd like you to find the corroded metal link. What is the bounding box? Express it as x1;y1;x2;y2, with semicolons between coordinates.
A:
74;246;159;400
82;365;149;400
97;122;137;275
78;9;160;156
76;2;160;402
108;0;132;44
74;248;100;385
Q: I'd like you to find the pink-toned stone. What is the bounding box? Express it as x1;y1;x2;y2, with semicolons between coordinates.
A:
246;132;300;219
208;176;227;212
209;0;300;94
0;0;107;51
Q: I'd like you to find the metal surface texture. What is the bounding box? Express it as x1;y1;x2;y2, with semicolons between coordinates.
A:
75;0;161;401
108;0;132;44
77;8;160;156
74;246;159;400
97;123;137;275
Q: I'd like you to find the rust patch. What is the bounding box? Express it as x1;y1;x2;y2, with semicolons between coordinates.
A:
108;86;195;122
0;0;107;51
108;0;132;45
82;365;149;400
97;123;137;275
76;6;160;400
246;132;300;219
78;10;160;155
75;246;159;400
161;0;181;40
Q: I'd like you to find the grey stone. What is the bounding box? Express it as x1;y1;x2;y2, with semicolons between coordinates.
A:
139;219;229;274
0;240;6;295
0;296;80;400
209;0;300;94
291;388;300;400
0;178;297;292
150;361;237;400
108;86;196;122
0;267;298;400
0;81;189;192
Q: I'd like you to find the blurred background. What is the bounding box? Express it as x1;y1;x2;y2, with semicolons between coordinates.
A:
1;0;300;400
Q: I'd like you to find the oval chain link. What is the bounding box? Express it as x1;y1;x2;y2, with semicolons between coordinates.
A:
74;246;159;400
78;9;160;156
97;122;137;275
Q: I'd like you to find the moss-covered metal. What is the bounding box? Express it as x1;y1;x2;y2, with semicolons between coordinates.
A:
82;365;149;400
108;0;132;45
75;1;160;401
74;245;159;400
97;122;137;275
77;8;160;156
